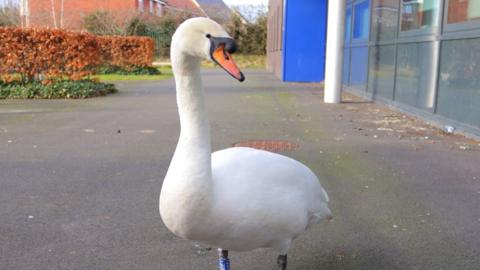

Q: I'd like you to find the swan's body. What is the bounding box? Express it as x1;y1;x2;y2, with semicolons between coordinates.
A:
159;17;331;268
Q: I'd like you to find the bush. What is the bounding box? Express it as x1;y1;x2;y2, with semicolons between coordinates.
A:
126;16;179;57
0;27;101;81
0;27;155;82
0;79;117;99
224;12;267;55
83;11;125;35
98;35;155;70
96;65;160;75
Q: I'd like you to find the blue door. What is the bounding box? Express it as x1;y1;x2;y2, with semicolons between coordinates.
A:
282;0;328;82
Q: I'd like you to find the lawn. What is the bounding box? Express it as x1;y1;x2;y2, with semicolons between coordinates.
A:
202;54;266;69
90;54;265;82
94;66;174;82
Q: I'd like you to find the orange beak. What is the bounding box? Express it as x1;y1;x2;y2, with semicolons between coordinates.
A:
212;44;245;82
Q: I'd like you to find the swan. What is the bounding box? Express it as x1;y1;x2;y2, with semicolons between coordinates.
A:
159;17;332;270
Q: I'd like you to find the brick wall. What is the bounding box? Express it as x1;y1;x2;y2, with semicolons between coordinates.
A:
24;0;165;30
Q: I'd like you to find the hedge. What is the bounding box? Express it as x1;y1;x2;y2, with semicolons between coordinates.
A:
98;35;155;70
0;27;155;82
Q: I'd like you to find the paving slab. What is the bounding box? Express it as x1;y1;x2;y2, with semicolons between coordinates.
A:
1;69;479;270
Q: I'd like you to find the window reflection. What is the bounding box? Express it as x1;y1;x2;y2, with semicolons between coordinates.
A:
353;1;370;39
448;0;480;24
368;45;395;99
350;47;369;91
401;0;440;31
346;6;352;42
437;38;480;127
371;0;399;42
395;42;438;110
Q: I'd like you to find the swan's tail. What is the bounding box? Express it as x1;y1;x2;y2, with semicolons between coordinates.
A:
306;204;332;229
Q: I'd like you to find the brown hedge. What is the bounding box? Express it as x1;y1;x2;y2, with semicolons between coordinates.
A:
98;36;155;70
0;27;155;81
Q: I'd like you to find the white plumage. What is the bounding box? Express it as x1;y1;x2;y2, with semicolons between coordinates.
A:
209;147;330;253
159;17;331;267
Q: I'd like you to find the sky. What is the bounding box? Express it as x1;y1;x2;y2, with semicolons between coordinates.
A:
223;0;268;6
0;0;17;7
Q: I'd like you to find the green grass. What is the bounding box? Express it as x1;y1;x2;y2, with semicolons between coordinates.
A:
0;79;117;99
202;54;266;69
94;66;173;82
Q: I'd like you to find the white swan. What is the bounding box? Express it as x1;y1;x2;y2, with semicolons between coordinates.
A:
159;17;332;270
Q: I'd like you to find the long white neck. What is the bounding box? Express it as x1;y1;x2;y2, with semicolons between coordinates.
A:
174;55;212;157
160;51;213;239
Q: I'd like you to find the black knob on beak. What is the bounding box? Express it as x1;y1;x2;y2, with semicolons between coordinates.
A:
224;39;237;54
208;36;238;54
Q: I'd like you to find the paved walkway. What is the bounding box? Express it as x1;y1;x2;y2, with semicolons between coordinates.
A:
1;70;479;270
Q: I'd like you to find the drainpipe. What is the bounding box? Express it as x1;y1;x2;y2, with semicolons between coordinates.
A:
20;0;30;27
324;0;346;104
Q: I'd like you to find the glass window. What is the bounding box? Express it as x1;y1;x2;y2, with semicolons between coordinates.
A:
448;0;480;24
368;45;395;99
345;6;352;43
437;38;480;128
150;0;154;14
138;0;144;12
343;48;351;85
401;0;440;31
395;42;438;111
349;46;369;91
371;0;399;42
353;1;370;40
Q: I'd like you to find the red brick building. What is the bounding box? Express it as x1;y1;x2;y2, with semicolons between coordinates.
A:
19;0;207;30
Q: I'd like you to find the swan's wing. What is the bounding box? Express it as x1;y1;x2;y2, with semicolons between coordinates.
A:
212;147;329;200
211;147;330;218
205;147;331;251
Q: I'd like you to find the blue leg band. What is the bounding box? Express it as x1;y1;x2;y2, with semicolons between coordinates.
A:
218;257;230;270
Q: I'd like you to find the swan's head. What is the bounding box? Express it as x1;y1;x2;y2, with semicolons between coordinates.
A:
171;17;245;82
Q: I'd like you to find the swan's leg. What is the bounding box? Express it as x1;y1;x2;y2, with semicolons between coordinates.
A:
218;249;230;270
277;254;287;270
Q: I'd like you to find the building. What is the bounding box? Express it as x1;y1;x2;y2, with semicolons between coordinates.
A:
18;0;233;30
267;0;480;136
18;0;232;30
19;0;168;29
267;0;328;82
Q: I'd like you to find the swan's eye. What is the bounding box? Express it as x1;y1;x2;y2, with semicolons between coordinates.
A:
206;34;211;39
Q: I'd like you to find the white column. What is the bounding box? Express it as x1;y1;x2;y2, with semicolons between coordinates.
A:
324;0;346;104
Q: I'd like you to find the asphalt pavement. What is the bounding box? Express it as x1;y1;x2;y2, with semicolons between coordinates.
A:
1;69;479;270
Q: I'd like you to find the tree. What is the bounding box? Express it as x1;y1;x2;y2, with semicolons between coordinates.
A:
224;8;267;55
225;13;246;50
0;6;20;27
126;15;181;57
83;11;125;36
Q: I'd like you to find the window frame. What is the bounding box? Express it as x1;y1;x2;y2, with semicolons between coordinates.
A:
398;0;443;38
345;2;353;44
370;0;401;44
352;0;371;43
443;0;480;34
